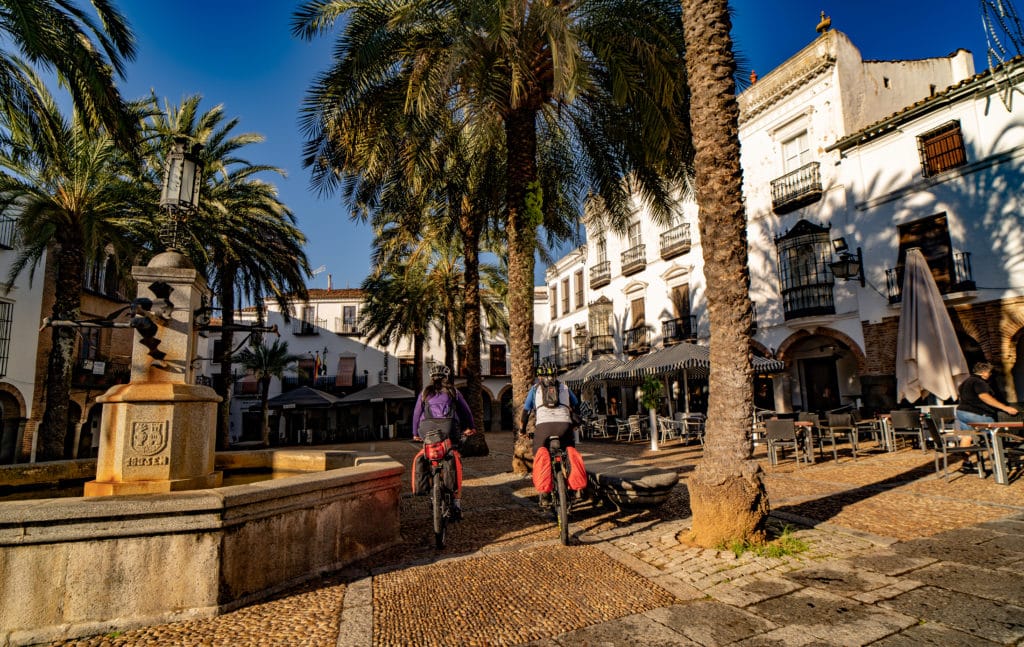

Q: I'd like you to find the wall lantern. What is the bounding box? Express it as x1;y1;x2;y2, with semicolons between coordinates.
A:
829;237;865;286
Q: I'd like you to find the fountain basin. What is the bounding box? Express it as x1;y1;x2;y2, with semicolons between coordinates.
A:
0;450;403;646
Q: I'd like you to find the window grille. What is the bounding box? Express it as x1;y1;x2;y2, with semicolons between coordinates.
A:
919;121;967;177
775;220;835;319
0;301;11;377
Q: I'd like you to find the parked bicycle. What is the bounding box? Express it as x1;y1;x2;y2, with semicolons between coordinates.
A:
422;429;458;549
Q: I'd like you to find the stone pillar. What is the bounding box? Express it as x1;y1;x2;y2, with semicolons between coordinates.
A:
85;251;222;496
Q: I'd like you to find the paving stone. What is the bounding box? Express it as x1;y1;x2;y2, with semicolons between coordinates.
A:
928;526;1004;545
748;587;917;646
868;621;1001;646
980;531;1024;553
552;611;699;646
879;585;1024;645
850;578;923;604
782;561;905;597
704;575;803;607
644;600;779;645
909;562;1024;606
891;537;1024;568
732;625;837;646
845;550;937;576
976;518;1024;534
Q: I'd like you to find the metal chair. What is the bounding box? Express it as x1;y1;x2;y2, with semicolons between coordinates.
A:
889;410;925;451
823;412;858;460
923;415;989;480
682;413;705;447
657;416;679;443
764;419;803;466
614;419;631;441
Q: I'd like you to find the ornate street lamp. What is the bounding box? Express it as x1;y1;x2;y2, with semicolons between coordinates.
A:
829;237;865;287
159;137;203;250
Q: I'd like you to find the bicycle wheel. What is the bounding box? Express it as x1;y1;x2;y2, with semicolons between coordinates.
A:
555;464;569;545
432;471;447;549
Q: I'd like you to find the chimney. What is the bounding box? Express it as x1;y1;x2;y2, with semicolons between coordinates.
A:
327;274;332;290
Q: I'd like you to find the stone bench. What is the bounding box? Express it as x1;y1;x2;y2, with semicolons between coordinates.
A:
582;453;679;508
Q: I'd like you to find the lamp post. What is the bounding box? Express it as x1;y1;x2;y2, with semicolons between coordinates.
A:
159;136;203;251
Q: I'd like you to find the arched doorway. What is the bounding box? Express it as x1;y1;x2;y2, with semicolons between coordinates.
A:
499;388;514;431
782;335;859;415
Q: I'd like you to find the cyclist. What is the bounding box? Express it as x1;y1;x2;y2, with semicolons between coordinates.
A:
412;364;475;519
520;363;586;507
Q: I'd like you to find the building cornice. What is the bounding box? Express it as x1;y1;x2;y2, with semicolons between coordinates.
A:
739;33;838;125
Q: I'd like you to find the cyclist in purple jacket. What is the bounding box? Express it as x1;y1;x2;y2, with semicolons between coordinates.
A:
411;364;475;518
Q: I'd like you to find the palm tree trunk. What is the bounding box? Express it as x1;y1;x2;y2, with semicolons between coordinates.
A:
260;376;271;447
505;107;539;472
413;332;425;393
216;263;237;451
37;242;85;460
681;0;767;547
460;206;489;455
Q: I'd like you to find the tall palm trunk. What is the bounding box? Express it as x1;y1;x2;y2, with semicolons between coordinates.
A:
259;376;272;446
413;331;426;392
216;262;238;451
506;108;539;471
460;206;489;454
681;0;767;547
38;240;85;460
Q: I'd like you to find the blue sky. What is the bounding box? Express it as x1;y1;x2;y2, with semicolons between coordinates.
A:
109;1;996;290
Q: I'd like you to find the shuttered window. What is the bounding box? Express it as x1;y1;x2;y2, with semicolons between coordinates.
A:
919;121;966;177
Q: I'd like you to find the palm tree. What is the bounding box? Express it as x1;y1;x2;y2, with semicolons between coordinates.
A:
0;0;139;150
142;96;311;450
236;338;304;447
680;0;768;547
0;71;145;460
294;0;692;448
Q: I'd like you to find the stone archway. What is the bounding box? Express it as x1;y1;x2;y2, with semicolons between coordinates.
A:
498;385;515;431
0;386;25;464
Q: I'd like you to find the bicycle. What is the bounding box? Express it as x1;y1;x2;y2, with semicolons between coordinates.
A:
422;430;457;549
543;434;572;546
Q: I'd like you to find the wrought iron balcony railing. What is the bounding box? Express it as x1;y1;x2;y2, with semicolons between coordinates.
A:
771;161;822;214
293;318;326;335
662;316;697;345
589;261;611;288
623;325;650;355
886;251;975;303
334;318;360;335
660;223;692;260
621;244;646;276
589;334;615;355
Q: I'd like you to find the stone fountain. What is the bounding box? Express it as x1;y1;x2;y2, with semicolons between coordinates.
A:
0;252;403;646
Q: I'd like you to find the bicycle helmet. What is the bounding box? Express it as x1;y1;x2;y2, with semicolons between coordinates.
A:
536;362;557;378
429;364;451;380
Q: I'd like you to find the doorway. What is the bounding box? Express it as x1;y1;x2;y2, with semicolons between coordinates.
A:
801;357;840;414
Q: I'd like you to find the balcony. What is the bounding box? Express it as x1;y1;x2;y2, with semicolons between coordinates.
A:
662;316;697;345
542;348;587;370
589;334;615;355
72;358;130;390
660;223;691;260
886;251;975;304
623;325;650;355
293;318;326;335
334;317;360;335
589;261;611;289
782;284;835;320
621;244;646;276
771;162;822;215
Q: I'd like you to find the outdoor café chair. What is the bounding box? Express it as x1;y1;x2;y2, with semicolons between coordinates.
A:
681;413;706;447
928;406;957;434
627;415;648;441
923;415;989;480
657;416;679;443
889;410;926;451
764;419;803;467
614;419;631;441
823;412;858;460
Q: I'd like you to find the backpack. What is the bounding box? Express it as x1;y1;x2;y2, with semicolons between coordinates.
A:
542;380;562;408
419;389;456;443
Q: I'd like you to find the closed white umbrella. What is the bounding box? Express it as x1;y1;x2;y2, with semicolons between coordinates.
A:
895;248;970;402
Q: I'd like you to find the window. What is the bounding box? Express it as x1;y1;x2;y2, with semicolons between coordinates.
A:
0;301;11;377
628;222;642;248
891;213;962;295
549;285;558;318
574;271;584;309
588;296;614;354
342;305;357;333
782;131;811;172
672;284;691;319
78;328;102;363
597;238;607;264
561;278;570;313
775;219;835;320
630;297;645;328
919;121;966;177
0;216;14;249
489;344;506;375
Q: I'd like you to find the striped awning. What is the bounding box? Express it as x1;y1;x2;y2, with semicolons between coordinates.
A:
601;342;784;381
560;355;625;389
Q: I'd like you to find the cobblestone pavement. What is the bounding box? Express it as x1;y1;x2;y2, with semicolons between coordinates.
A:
45;432;1024;646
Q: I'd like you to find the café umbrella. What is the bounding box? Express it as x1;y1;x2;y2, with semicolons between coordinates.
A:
895;248;969;403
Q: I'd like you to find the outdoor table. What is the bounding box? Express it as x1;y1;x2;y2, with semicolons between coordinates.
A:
969;422;1024;485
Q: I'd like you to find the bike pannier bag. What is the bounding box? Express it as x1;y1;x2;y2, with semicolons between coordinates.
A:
566;446;588;491
532;448;553;493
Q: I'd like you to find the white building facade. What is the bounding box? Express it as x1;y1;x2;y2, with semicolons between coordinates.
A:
535;24;1024;417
